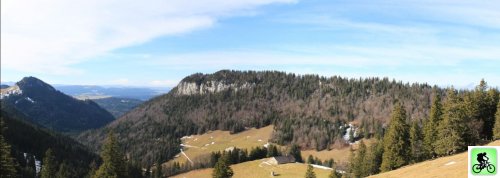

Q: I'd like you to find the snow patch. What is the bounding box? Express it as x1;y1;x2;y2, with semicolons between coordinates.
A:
444;161;456;166
311;164;333;170
263;142;270;148
258;139;263;142
26;97;35;103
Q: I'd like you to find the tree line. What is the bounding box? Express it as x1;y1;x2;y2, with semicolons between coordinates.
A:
347;80;500;177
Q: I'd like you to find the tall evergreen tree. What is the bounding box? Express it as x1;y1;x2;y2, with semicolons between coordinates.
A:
493;100;500;139
56;161;75;178
155;160;163;178
422;91;442;158
41;149;57;178
472;80;496;140
289;144;303;163
86;160;98;178
353;140;367;177
304;164;316;178
367;140;383;175
93;131;127;178
212;153;233;178
267;144;280;157
307;155;315;164
380;102;410;172
0;118;17;177
409;121;423;163
434;88;468;156
328;164;339;178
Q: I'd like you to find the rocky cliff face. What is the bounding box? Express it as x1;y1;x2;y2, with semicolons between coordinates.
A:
176;80;253;95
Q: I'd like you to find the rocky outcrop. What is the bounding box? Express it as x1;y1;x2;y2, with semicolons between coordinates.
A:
176;81;253;95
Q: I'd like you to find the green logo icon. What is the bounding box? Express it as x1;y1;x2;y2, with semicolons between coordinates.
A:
471;148;497;175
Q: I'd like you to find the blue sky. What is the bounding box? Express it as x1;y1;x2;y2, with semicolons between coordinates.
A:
2;0;500;88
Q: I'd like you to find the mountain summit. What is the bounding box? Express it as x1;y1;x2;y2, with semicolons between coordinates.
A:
0;76;114;133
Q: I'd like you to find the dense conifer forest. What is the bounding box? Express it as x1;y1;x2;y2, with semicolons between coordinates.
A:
79;70;440;166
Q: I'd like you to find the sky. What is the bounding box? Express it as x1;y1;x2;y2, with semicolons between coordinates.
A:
2;0;500;88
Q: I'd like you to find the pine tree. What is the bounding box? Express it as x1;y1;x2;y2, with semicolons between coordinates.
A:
86;160;98;178
0;118;17;177
155;160;163;178
434;88;468;156
289;144;303;163
93;131;127;178
366;140;383;175
304;164;316;178
328;164;339;178
409;121;423;163
212;153;233;178
493;100;500;139
348;147;355;175
472;80;496;140
307;155;315;164
56;161;74;178
267;144;280;157
353;140;367;177
380;102;410;172
41;149;57;178
422;91;442;158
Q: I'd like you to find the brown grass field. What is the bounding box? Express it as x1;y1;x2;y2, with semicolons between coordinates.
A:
369;140;500;178
166;125;274;165
172;159;334;178
302;138;376;165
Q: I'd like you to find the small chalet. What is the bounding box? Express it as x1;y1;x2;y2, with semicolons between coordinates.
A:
268;155;296;165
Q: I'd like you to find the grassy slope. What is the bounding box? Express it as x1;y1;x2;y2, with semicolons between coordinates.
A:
172;159;333;178
167;125;274;165
369;140;500;178
302;139;375;165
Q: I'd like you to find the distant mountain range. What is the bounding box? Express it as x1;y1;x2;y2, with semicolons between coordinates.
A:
0;77;115;133
54;85;169;101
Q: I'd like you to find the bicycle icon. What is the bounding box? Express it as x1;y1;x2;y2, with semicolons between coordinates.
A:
472;156;496;173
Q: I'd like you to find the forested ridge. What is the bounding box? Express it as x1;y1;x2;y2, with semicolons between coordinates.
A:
0;103;98;177
79;70;439;166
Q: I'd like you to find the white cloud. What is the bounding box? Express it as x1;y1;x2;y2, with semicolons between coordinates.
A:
1;0;296;74
148;44;500;68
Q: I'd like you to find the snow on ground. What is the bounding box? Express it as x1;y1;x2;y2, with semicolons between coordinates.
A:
180;149;194;165
26;97;35;103
444;161;456;166
311;164;334;170
180;144;199;148
258;139;262;142
263;142;270;148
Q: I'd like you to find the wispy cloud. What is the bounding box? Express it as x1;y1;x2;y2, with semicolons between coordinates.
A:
1;0;296;74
